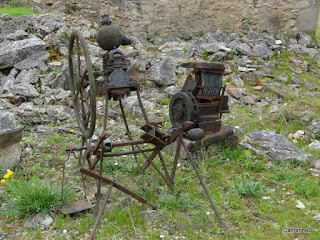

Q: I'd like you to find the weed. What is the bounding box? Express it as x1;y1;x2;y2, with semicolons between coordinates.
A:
234;181;265;196
159;193;193;210
0;6;33;17
5;177;72;216
201;52;209;60
140;79;147;89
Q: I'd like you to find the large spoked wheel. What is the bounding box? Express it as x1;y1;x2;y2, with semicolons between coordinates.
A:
169;92;199;128
68;29;96;139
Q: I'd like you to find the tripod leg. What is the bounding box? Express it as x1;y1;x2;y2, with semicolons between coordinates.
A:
89;184;113;240
103;90;109;132
181;141;228;230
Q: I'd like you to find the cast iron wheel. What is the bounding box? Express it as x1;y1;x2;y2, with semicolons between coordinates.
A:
169;92;199;128
68;29;96;139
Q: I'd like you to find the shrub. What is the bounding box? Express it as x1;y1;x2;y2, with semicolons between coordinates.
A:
234;181;264;196
5;177;71;216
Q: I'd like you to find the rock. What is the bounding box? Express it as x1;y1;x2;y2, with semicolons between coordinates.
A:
289;130;308;141
313;160;320;169
24;214;54;228
252;41;273;59
240;73;260;86
9;68;19;77
15;68;40;84
295;200;306;209
14;51;49;71
308;140;320;150
0;37;48;69
55;89;71;100
41;216;53;226
240;130;311;162
240;96;255;105
230;74;244;87
123;96;155;115
238;66;256;72
235;43;252;56
0;110;22;169
49;65;69;90
227;88;242;100
297;33;312;46
277;75;288;83
10;83;40;98
15;102;70;124
7;30;29;41
164;86;180;96
208;52;227;61
0;75;15;93
146;58;177;86
307;119;320;139
314;214;320;221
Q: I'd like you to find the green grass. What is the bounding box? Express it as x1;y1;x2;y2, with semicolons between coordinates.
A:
0;7;34;17
4;177;71;216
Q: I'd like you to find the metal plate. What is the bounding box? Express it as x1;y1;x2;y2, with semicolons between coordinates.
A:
60;200;94;215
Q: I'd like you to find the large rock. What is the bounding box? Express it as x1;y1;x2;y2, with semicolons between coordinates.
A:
252;42;273;59
0;110;22;169
0;37;48;69
146;58;177;86
10;83;40;98
240;130;311;162
14;51;49;71
15;102;71;125
15;68;40;84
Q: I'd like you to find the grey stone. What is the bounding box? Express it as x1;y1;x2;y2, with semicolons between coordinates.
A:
240;130;312;162
0;110;22;169
49;66;69;90
123;95;155;113
146;58;177;86
313;160;320;170
0;75;15;93
240;96;255;105
277;75;288;83
252;42;273;59
230;74;244;87
314;214;320;221
24;214;54;228
0;37;48;69
14;51;49;71
41;216;53;226
9;68;19;77
10;83;40;98
15;68;40;84
208;52;227;61
308;140;320;150
55;89;71;100
15;102;71;125
164;86;180;96
235;43;252;56
298;33;312;46
307;119;320;139
7;30;29;41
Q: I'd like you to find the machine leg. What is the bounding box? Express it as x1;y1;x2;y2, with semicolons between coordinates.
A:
89;184;113;240
181;141;228;230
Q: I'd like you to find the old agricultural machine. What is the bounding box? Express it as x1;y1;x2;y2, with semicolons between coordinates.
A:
64;14;231;239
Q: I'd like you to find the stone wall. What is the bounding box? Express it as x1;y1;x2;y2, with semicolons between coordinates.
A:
32;0;319;38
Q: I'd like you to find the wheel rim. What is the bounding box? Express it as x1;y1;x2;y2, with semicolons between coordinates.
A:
68;29;96;139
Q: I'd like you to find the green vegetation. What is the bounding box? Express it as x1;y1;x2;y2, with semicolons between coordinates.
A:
0;7;34;17
0;0;34;17
4;177;71;216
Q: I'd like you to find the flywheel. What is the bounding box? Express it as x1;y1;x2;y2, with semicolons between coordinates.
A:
169;92;199;128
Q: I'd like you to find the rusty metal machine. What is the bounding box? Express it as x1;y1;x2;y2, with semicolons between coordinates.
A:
169;61;229;133
64;14;230;239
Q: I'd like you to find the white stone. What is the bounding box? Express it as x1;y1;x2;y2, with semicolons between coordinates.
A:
295;200;306;209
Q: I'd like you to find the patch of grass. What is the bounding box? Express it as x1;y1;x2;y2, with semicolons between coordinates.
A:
0;7;34;17
234;181;265;196
201;52;209;60
5;177;71;216
292;178;319;197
